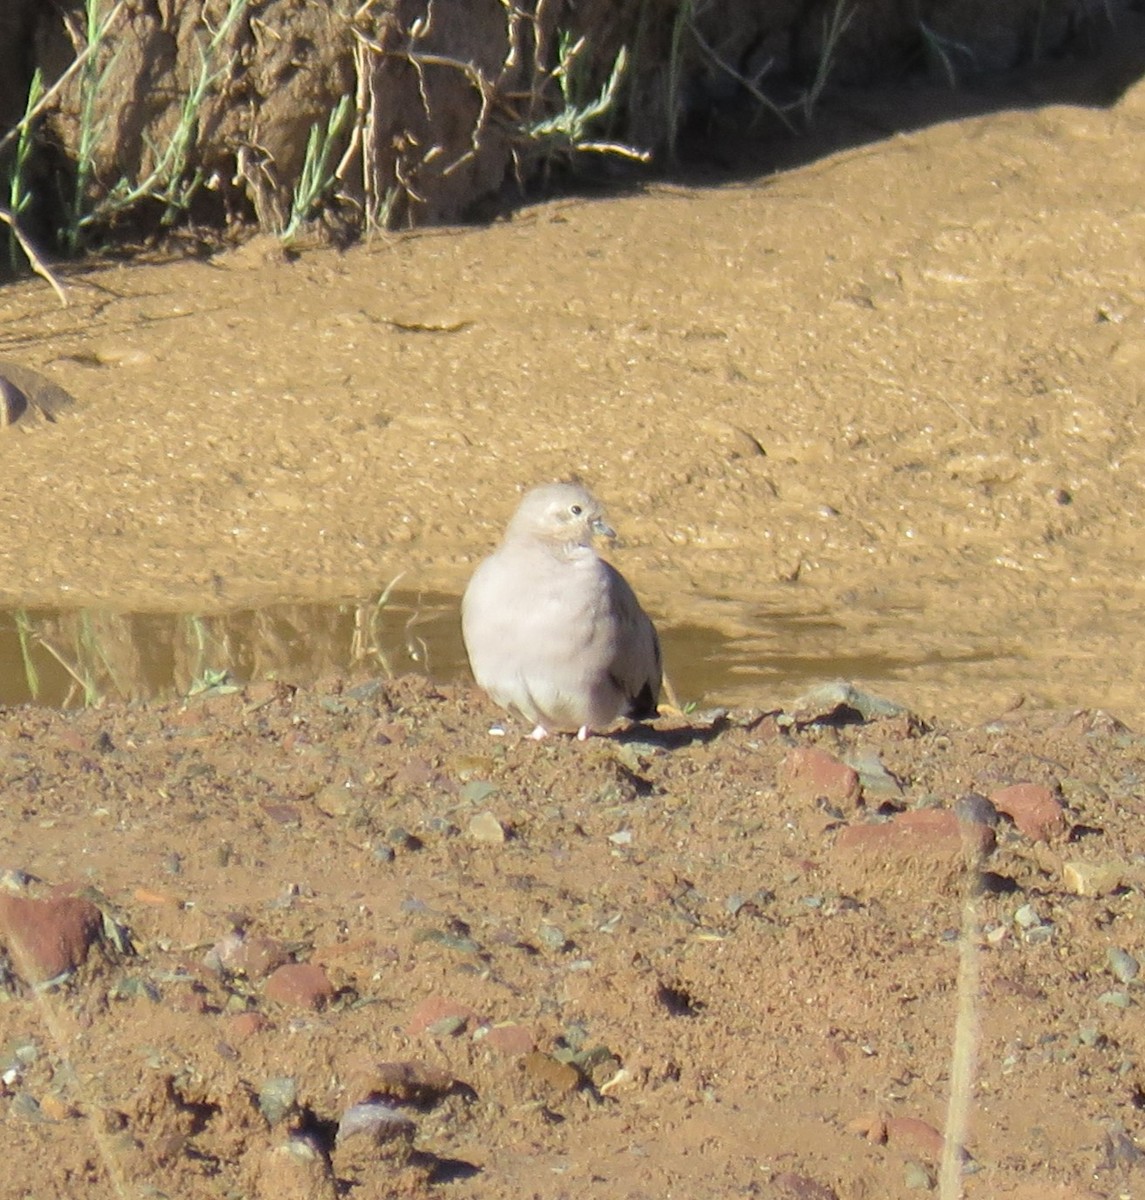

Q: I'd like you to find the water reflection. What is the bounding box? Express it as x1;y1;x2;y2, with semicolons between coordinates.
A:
0;592;1009;712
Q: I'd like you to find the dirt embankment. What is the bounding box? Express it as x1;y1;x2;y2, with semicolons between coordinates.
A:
1;0;1139;253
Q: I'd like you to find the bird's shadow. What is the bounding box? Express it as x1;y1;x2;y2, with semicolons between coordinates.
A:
616;709;765;751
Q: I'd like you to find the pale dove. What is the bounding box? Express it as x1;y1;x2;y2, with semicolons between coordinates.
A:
462;482;662;740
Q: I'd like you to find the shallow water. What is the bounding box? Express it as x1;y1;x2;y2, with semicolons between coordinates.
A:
0;590;1016;716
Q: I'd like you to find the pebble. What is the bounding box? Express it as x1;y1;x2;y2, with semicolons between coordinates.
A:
264;962;335;1010
0;894;105;984
335;1101;415;1148
1063;860;1132;896
903;1159;935;1190
480;1022;536;1057
224;1011;269;1042
883;1115;948;1161
405;995;480;1036
206;931;290;979
468;811;506;844
523;1051;581;1095
989;783;1066;842
1013;903;1042;929
258;1076;297;1125
780;746;862;809
459;780;498;804
786;682;907;724
313;783;355;817
845;749;903;797
1107;947;1139;985
537;923;569;952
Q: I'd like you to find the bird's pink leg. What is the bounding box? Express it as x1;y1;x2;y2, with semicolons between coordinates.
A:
529;724;549;740
576;725;590;741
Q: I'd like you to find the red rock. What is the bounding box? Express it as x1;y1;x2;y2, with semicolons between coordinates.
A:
989;783;1065;842
264;962;335;1010
225;1012;268;1041
482;1022;536;1057
405;994;481;1036
836;808;994;859
780;747;862;809
0;894;104;983
884;1115;949;1161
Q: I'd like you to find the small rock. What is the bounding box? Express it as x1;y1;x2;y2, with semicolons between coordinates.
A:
459;780;498;804
38;1092;77;1121
468;811;506;844
523;1051;581;1094
786;681;908;725
989;783;1066;842
207;931;290;979
1107;947;1140;985
1063;860;1130;896
904;1159;935;1190
405;995;481;1037
884;1115;950;1161
264;962;335;1010
845;749;903;797
314;783;356;817
1013;903;1042;930
0;894;105;984
258;1076;298;1125
537;923;569;952
224;1011;269;1042
335;1102;415;1149
780;746;862;810
1102;1121;1145;1169
481;1022;536;1057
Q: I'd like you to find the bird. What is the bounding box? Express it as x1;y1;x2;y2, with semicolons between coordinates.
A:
461;482;662;740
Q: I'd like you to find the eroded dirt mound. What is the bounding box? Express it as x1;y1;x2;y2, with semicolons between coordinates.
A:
1;675;1143;1198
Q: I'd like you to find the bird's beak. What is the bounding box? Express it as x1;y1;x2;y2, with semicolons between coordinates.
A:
592;516;617;540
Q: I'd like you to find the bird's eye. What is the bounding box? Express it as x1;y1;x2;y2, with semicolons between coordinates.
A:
569;504;583;516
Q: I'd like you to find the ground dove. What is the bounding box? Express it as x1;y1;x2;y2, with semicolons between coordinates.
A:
462;482;662;739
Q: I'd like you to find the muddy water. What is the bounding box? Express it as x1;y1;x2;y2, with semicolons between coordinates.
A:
0;597;774;710
0;590;1029;717
2;71;1145;725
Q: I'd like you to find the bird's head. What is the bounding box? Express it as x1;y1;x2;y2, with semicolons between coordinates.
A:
506;481;616;552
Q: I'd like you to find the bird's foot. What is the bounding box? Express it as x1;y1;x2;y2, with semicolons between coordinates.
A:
576;725;590;741
528;724;549;740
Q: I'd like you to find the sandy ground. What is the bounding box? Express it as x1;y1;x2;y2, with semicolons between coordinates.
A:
2;54;1145;1200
